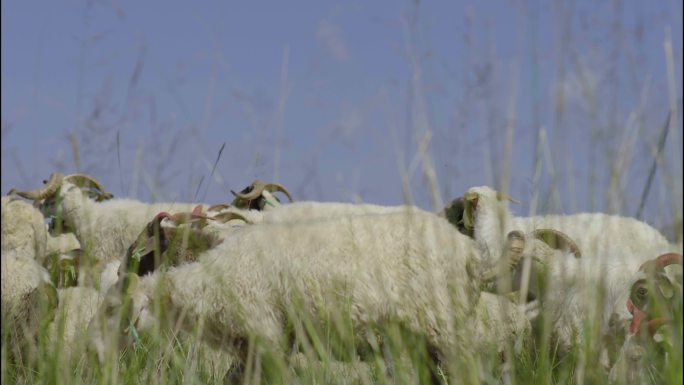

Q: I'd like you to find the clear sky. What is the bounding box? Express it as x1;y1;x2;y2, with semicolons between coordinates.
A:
2;0;682;240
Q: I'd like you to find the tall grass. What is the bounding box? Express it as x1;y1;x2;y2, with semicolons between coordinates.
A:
2;1;682;384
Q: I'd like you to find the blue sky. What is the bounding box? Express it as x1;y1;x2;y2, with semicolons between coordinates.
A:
2;0;682;239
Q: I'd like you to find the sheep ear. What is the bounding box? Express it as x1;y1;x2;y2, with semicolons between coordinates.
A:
191;205;204;216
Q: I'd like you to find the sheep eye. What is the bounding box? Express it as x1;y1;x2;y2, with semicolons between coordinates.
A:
636;287;647;299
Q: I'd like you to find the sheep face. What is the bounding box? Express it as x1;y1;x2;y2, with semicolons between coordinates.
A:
13;173;113;236
608;253;682;383
40;182;87;232
230;179;293;211
119;212;222;278
444;186;519;266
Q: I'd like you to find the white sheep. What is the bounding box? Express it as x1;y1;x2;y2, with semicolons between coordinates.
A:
1;195;66;362
12;173;211;265
42;283;240;381
446;186;671;269
109;201;535;378
46;286;101;360
1;254;58;364
89;209;483;378
488;232;681;372
1;195;49;264
128;201;421;274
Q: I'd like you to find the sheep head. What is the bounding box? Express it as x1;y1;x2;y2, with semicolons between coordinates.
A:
608;253;682;383
120;208;221;277
12;173;113;236
452;187;519;235
607;252;682;383
625;253;682;337
121;212;173;277
230;179;293;210
442;186;519;267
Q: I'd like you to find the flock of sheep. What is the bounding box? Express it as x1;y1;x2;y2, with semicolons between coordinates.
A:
1;172;682;384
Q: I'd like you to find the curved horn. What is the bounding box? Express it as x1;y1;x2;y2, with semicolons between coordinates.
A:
208;203;231;212
64;174;107;192
93;191;114;202
13;172;64;200
213;211;252;224
655;253;683;269
264;182;294;202
166;211;210;224
480;230;526;283
531;229;582;258
638;252;683;273
64;174;113;201
153;212;171;222
231;180;267;201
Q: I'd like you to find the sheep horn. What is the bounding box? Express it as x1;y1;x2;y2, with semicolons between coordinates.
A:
93;191;114;201
531;229;582;258
213;211;252;224
167;211;210;224
654;253;683;269
208;203;231;212
231;180;267;201
13;172;64;200
638;253;683;273
264;183;294;202
480;230;526;283
64;174;112;201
